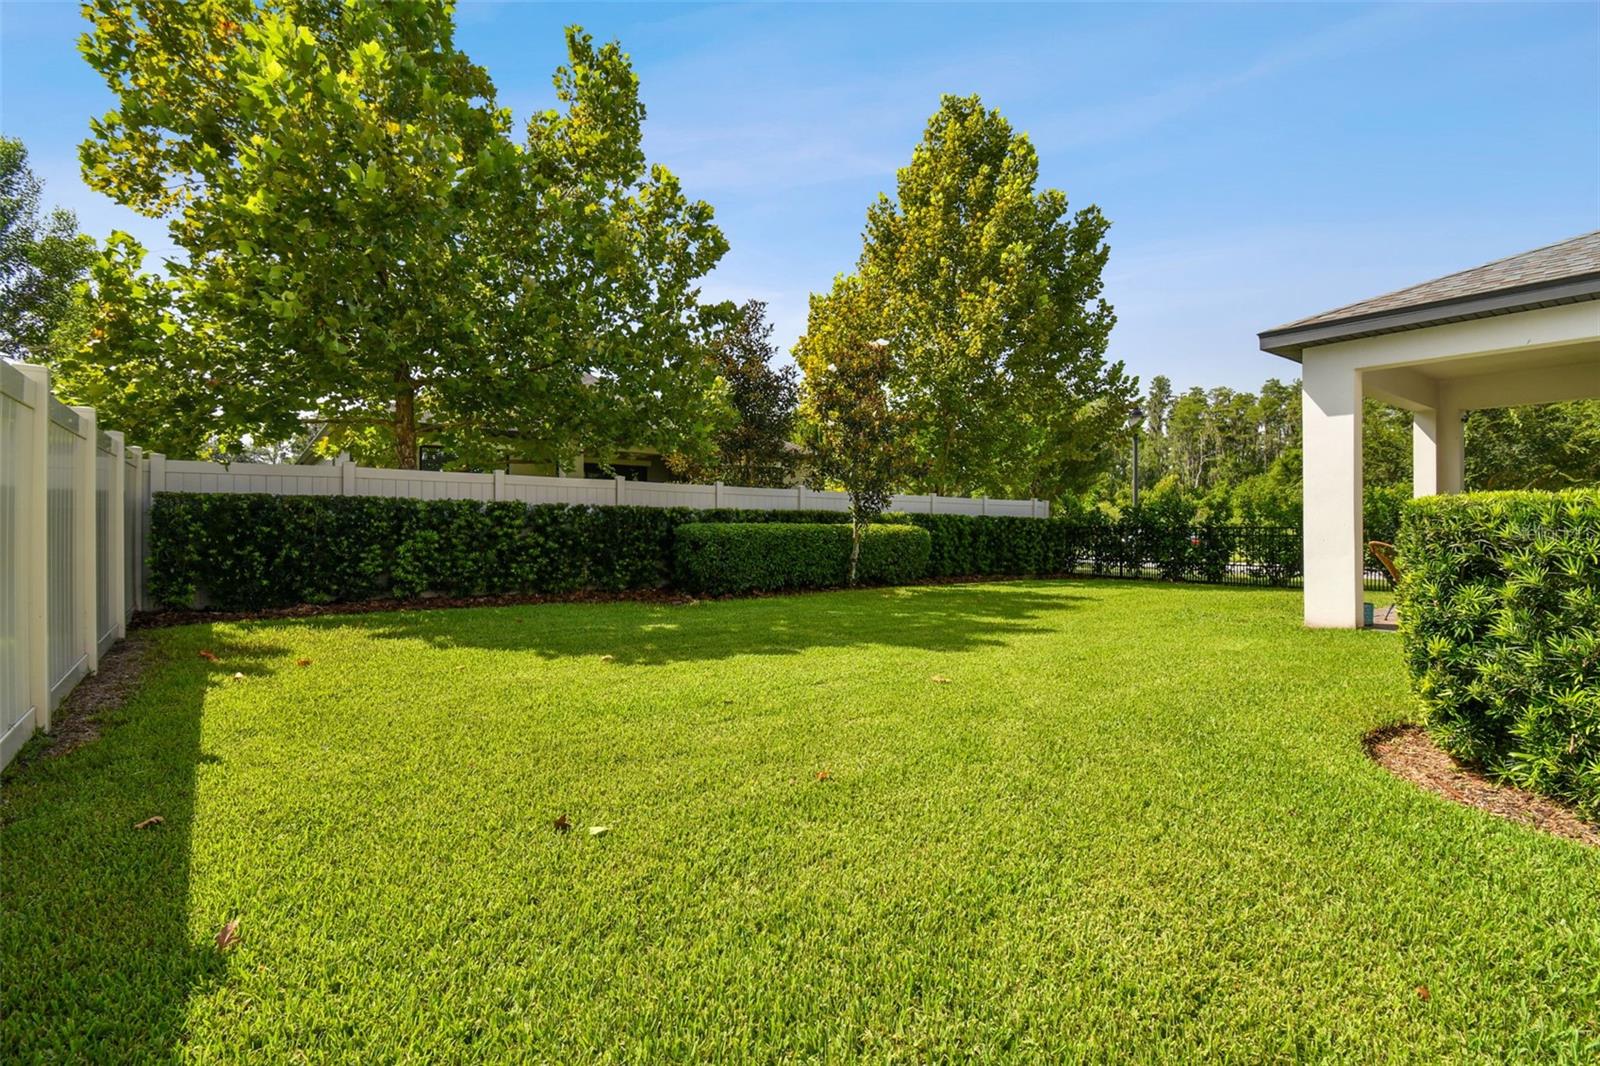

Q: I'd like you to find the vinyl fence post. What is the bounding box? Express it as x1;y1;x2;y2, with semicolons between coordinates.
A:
493;469;506;501
106;430;126;641
795;485;804;510
14;363;51;733
340;454;356;495
126;445;143;613
144;453;165;609
713;481;722;508
71;406;98;676
930;493;939;515
980;496;989;517
614;475;625;507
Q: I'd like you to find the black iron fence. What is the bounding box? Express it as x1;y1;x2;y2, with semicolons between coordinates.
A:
1000;519;1391;591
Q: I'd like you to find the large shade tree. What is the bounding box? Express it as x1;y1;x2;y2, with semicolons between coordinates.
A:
800;94;1135;502
0;137;96;362
79;1;730;468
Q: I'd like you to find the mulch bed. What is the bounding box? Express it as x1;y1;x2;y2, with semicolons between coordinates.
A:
19;638;150;764
1365;724;1597;847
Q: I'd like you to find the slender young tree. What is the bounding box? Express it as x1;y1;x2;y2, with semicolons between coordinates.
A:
795;280;902;584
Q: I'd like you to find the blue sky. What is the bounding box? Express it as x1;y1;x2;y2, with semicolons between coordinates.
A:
3;1;1597;393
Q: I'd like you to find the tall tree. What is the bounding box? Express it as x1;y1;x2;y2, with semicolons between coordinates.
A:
672;300;798;486
801;94;1134;501
80;3;729;468
0;137;96;361
795;280;902;583
1466;400;1600;490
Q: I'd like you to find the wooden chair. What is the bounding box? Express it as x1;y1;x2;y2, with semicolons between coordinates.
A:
1367;541;1400;621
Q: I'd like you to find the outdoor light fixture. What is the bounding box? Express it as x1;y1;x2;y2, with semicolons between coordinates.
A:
1127;405;1145;509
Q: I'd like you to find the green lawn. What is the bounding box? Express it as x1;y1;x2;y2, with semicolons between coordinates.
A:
3;581;1596;1062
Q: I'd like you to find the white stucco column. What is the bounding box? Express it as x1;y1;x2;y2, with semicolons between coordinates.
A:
1411;409;1438;497
1301;359;1364;628
1436;399;1465;494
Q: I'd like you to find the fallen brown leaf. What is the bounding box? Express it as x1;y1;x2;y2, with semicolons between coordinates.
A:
553;814;571;833
816;770;832;781
215;917;241;952
296;658;312;667
1415;985;1430;1001
198;649;218;662
133;815;164;830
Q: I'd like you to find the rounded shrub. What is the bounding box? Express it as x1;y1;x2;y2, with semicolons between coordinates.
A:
1397;489;1600;817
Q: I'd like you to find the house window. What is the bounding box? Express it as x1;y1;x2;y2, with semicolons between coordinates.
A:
585;463;650;482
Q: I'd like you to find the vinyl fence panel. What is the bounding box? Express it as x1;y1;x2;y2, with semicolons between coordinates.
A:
0;363;40;765
1;361;144;768
46;400;92;710
143;458;1049;519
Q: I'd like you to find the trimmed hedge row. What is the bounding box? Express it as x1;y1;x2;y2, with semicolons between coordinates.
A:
148;492;1309;612
1397;490;1600;818
902;512;1299;585
674;523;931;595
149;493;858;609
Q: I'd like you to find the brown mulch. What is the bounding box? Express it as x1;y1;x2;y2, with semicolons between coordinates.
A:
29;638;151;761
1365;724;1598;847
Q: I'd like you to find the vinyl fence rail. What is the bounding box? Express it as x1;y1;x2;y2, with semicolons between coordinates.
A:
152;455;1051;519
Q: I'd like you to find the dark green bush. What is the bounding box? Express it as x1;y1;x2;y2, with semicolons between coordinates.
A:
149;492;1308;611
674;523;931;595
149;493;862;609
1397;490;1600;818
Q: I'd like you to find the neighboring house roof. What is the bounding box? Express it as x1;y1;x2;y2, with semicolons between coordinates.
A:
1260;231;1600;359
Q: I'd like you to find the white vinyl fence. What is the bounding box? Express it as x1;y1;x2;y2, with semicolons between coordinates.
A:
1;355;1046;768
2;361;140;768
156;456;1051;518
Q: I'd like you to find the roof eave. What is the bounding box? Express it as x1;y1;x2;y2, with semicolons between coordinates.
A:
1258;274;1600;361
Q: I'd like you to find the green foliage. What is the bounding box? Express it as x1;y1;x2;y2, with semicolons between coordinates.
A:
1397;490;1600;817
801;95;1134;502
796;286;905;582
672;300;799;487
0;136;96;361
1466;400;1600;491
674;523;930;595
79;5;730;467
149;493;866;609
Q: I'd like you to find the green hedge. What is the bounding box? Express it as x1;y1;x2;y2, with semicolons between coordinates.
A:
149;493;1309;612
1397;490;1600;818
149;493;858;609
673;523;931;595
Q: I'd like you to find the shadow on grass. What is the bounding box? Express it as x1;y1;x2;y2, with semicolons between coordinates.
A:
342;581;1089;666
0;630;287;1061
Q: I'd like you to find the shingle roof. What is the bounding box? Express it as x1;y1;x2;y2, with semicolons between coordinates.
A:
1274;231;1600;330
1260;231;1600;358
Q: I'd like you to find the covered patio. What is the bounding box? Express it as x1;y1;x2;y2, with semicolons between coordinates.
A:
1260;231;1600;628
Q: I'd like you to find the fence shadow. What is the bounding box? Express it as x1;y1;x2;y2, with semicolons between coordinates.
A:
348;581;1087;666
0;630;287;1060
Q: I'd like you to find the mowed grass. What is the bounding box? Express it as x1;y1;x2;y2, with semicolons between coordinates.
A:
2;582;1596;1063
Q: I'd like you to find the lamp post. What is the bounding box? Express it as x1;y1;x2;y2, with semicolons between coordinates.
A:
1127;405;1145;509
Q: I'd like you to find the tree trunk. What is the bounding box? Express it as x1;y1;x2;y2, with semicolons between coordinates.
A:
394;374;418;469
848;518;862;585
